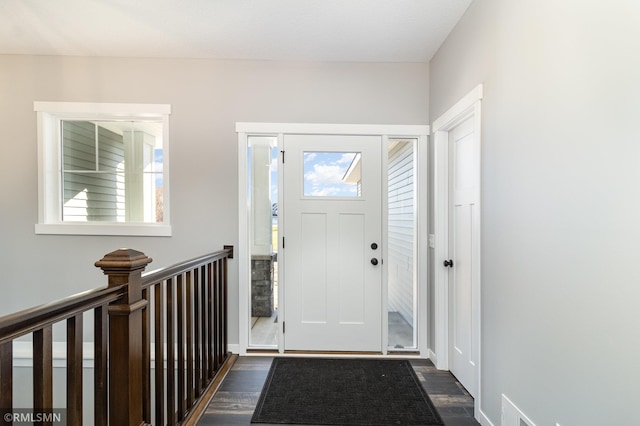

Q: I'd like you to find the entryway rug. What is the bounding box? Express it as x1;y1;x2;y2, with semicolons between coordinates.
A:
251;357;444;425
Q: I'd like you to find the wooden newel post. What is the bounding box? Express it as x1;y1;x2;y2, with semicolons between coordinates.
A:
95;249;152;426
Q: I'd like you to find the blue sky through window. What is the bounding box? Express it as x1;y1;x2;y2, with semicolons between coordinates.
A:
303;152;358;197
154;148;163;186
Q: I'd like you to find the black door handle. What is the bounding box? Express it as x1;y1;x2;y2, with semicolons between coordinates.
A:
371;258;379;266
443;259;454;268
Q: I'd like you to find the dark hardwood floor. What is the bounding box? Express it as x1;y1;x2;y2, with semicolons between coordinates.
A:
199;356;479;425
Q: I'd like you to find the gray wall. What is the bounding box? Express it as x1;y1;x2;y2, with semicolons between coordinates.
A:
0;55;428;347
429;0;640;424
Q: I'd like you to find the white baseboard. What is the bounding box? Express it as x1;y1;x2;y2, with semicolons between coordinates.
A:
13;341;94;368
227;344;242;355
13;341;242;368
478;407;495;426
428;348;438;365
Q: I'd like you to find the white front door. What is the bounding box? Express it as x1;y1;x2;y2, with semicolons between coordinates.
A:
283;134;382;352
448;115;479;396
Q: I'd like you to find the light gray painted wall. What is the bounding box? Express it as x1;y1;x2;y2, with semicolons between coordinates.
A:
0;55;428;348
429;0;640;424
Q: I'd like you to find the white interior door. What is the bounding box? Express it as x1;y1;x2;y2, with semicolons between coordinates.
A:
283;134;382;352
448;115;479;396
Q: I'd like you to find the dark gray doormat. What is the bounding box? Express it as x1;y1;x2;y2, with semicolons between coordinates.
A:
251;357;444;425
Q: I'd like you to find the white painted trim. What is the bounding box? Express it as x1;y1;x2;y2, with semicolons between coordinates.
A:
428;349;438;365
34;101;171;116
432;84;483;419
236;122;429;136
227;344;242;355
237;132;250;355
417;134;430;357
13;341;95;368
478;408;496;426
35;223;172;236
432;85;483;131
502;394;536;426
12;341;211;370
276;133;285;354
432;129;450;370
381;135;389;354
473;98;483;403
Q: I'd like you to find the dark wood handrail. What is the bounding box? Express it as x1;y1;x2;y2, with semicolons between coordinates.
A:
0;285;125;345
141;245;233;289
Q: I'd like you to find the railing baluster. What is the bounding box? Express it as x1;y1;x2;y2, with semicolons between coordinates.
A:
166;277;176;425
67;314;83;425
212;260;220;370
177;274;185;419
94;306;108;426
0;342;12;416
193;268;201;396
154;281;165;426
207;262;214;378
33;325;53;421
142;287;151;424
186;271;194;409
222;257;228;358
217;259;224;369
200;264;208;390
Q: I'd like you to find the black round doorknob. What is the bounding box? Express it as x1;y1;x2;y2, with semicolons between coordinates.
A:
371;258;379;266
443;259;454;268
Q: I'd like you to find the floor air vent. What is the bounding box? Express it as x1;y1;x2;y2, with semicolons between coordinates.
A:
501;394;536;426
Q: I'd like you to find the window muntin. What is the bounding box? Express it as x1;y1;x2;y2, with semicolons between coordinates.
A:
35;102;170;236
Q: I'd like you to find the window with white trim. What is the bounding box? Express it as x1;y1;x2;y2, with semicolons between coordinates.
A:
35;102;171;236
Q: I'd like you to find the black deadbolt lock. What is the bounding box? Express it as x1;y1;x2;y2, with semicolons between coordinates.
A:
371;243;378;250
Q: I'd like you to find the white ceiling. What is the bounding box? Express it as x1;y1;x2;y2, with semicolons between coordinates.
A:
0;0;472;63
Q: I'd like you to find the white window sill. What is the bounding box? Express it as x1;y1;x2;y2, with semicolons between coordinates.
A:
35;223;172;237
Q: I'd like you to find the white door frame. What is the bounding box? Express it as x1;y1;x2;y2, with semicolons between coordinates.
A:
236;123;429;356
432;84;483;405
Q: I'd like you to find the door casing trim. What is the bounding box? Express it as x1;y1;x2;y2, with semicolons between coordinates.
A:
432;84;483;416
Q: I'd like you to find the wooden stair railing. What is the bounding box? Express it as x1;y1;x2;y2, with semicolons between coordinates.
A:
0;246;234;426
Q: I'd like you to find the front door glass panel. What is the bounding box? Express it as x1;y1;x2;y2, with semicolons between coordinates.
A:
302;151;361;197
